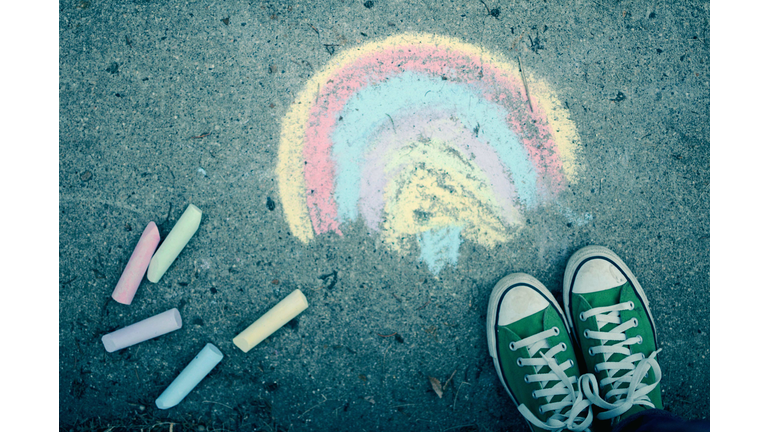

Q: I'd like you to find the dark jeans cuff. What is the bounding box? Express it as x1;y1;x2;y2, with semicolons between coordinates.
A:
611;408;710;432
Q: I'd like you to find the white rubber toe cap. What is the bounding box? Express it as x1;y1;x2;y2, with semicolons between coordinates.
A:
571;257;627;294
497;285;549;326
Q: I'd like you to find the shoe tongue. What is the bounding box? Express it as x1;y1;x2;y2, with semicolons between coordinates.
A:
583;283;625;308
499;307;555;362
579;284;626;332
503;307;549;340
527;307;558;358
587;283;643;403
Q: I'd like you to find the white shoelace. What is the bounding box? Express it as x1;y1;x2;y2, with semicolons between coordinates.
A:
578;301;662;420
509;326;593;431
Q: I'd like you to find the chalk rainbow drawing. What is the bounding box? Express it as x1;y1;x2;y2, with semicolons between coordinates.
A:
277;33;581;274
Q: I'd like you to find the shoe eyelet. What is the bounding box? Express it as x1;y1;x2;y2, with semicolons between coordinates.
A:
517;358;523;367
588;347;594;356
632;317;639;327
538;406;544;414
640;352;646;359
628;301;635;310
568;359;575;368
559;342;567;351
532;390;537;398
583;329;590;339
524;374;530;384
552;326;560;336
636;335;643;345
579;312;586;321
509;342;517;351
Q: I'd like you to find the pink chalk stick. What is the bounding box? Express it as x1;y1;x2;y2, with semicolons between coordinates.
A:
112;221;161;305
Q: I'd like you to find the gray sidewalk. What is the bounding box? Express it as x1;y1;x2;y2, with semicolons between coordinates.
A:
59;1;709;430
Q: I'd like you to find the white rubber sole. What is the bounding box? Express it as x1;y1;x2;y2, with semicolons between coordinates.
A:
562;245;657;345
486;273;570;407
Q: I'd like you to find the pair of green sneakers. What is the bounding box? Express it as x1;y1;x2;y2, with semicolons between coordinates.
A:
487;246;662;432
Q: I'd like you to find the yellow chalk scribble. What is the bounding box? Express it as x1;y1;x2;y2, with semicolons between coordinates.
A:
380;139;515;252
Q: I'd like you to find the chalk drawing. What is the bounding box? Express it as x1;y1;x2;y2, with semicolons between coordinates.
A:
277;33;582;273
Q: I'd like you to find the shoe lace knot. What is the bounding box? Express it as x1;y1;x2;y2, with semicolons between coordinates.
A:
510;326;594;431
579;301;663;420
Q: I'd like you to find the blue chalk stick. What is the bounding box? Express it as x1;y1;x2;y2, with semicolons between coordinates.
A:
155;343;224;409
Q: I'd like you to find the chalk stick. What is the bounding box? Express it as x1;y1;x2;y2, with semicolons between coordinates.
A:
102;308;182;352
147;204;202;283
111;221;161;305
233;289;308;353
155;343;224;409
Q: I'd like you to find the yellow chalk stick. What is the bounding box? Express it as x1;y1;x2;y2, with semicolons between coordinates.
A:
147;204;202;283
233;289;308;353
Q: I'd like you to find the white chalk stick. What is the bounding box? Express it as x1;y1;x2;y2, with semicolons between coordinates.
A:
233;289;308;353
102;308;182;352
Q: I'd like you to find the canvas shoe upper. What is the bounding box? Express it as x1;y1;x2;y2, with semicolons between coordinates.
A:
563;246;663;426
487;273;593;432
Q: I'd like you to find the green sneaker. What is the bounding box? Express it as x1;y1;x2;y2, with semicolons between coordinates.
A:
563;246;663;425
487;273;593;432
